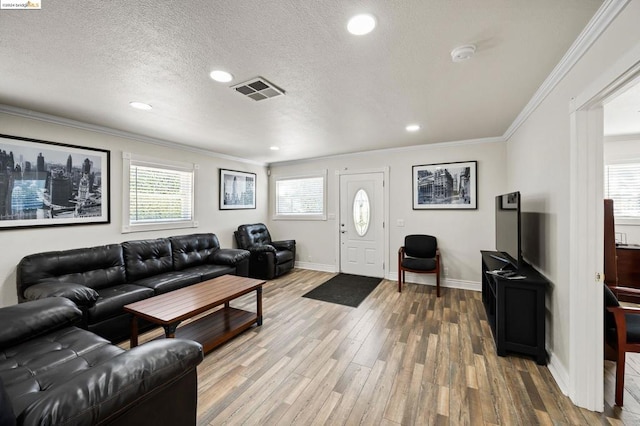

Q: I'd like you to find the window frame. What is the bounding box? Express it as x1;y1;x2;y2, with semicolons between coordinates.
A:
122;152;198;233
604;158;640;226
272;170;328;221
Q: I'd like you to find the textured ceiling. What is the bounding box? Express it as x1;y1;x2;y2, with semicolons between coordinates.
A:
0;1;604;164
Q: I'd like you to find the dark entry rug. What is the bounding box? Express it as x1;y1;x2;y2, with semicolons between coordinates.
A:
302;273;382;307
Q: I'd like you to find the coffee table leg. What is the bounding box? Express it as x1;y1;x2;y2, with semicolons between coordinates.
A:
130;315;139;348
257;285;263;326
163;322;180;338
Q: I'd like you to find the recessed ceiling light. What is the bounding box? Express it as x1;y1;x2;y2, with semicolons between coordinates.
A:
129;101;152;110
210;70;234;83
270;146;280;151
347;14;376;35
406;124;421;132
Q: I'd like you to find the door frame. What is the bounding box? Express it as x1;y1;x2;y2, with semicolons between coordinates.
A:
336;167;390;278
569;51;640;410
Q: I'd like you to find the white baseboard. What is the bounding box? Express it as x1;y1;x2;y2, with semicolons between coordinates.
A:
387;271;481;292
546;349;570;397
294;264;480;292
294;261;337;273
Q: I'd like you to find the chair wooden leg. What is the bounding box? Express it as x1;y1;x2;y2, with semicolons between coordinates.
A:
398;269;403;293
615;349;626;406
436;270;440;297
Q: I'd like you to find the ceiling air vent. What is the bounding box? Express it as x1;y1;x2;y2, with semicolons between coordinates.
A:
231;77;285;101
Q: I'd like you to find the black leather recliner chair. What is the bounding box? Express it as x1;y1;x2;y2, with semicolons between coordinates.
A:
234;223;296;279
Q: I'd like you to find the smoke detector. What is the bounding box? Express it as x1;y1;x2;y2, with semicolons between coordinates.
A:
231;77;285;101
451;45;476;62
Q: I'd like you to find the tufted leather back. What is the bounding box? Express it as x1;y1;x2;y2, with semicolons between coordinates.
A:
235;223;273;249
404;234;437;259
122;238;173;282
170;233;221;270
17;245;126;300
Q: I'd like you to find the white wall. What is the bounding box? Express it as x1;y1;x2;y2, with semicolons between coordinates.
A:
506;0;640;393
267;139;507;287
604;136;640;244
0;112;268;306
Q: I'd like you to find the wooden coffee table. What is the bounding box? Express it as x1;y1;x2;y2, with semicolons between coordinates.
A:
124;274;265;353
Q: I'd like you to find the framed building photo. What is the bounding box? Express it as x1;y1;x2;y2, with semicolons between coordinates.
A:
412;161;477;210
219;169;256;210
0;133;110;229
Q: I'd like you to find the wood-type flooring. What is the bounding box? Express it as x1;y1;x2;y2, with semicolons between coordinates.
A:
124;269;640;425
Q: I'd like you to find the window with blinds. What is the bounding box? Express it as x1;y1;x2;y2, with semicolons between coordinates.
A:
274;172;327;220
123;153;196;232
605;162;640;219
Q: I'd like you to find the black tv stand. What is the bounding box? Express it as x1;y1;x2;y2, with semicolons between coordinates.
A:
481;250;548;365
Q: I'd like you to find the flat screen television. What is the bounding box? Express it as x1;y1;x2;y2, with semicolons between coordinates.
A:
494;191;522;270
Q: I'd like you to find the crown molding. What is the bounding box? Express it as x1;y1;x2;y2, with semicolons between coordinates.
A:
0;104;267;167
503;0;632;141
268;136;505;167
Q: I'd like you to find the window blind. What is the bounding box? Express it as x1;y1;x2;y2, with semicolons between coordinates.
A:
605;163;640;218
130;164;193;223
276;176;324;215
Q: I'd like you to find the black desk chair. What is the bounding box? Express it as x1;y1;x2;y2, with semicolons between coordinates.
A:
398;234;441;296
604;284;640;406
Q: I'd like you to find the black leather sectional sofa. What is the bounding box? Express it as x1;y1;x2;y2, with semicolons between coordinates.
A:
0;297;203;425
16;233;250;343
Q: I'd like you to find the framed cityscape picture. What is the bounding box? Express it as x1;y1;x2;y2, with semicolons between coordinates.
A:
0;133;110;229
412;161;477;210
219;169;256;210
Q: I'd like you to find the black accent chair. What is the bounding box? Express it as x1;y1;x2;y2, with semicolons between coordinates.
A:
234;223;296;279
604;284;640;406
398;234;441;296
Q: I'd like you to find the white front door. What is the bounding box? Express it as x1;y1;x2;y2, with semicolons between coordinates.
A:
339;172;384;277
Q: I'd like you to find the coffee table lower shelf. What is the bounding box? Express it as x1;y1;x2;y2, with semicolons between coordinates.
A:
166;307;258;354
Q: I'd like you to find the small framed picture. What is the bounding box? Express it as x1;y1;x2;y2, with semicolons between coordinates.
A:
412;161;477;210
219;169;256;210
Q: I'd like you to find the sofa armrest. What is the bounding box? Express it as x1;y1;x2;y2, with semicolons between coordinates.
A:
271;240;296;252
211;248;250;266
248;245;277;254
24;281;99;308
0;298;81;349
20;339;204;426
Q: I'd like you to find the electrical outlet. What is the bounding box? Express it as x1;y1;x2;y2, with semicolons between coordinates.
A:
444;267;449;277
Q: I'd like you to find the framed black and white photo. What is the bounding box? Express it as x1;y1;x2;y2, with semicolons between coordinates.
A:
0;134;110;229
412;161;477;210
219;169;256;210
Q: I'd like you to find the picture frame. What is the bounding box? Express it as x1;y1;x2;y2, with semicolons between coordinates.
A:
219;169;256;210
0;133;110;229
412;160;477;210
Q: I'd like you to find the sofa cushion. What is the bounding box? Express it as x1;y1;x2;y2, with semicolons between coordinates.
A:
17;244;126;298
170;233;221;270
185;264;235;281
87;285;154;323
235;223;272;248
122;238;173;282
0;327;122;418
131;271;201;295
